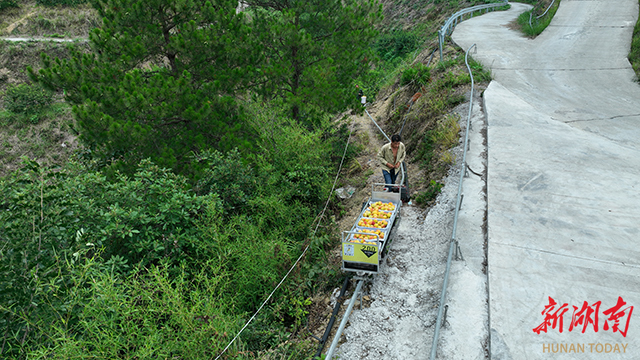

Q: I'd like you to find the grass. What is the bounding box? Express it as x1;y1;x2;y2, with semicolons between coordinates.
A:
0;101;76;177
630;0;640;80
430;113;461;150
0;40;78;90
0;0;98;37
414;179;444;206
516;0;560;37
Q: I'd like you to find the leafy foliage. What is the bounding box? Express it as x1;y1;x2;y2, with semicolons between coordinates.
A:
414;179;444;205
0;159;223;358
401;62;431;88
194;149;257;215
31;0;258;177
630;1;640;79
517;0;560;37
27;262;242;359
0;0;17;10
374;30;420;62
36;0;87;6
246;0;382;127
4;83;54;117
0;102;339;356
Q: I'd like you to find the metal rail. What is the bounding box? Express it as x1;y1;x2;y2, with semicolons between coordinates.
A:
439;1;508;61
325;280;364;359
429;43;477;360
529;0;557;28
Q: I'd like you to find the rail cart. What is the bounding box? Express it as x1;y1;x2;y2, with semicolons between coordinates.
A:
341;183;403;274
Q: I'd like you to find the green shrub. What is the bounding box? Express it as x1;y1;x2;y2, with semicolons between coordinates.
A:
374;30;419;61
194;149;257;215
0;0;18;10
517;1;560;37
468;57;492;83
4;83;54;117
415;180;444;205
22;260;245;359
630;2;640;80
401;62;431;87
36;0;87;6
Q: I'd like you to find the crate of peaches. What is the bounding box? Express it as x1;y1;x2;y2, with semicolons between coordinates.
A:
357;217;389;229
362;201;396;219
349;229;385;243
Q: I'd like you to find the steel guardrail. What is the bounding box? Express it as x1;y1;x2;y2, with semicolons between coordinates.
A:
429;43;477;360
439;1;508;61
529;0;557;28
325;279;364;359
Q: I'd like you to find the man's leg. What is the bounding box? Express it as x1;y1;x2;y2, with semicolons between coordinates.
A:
389;169;399;192
389;169;397;185
382;170;393;190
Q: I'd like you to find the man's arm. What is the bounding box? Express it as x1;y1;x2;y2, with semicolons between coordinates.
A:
377;145;389;167
396;143;406;165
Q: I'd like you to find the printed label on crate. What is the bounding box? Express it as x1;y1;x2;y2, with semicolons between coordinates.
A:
343;243;378;264
343;243;355;257
361;247;377;258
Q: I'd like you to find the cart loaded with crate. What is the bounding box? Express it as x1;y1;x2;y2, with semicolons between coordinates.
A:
341;183;404;274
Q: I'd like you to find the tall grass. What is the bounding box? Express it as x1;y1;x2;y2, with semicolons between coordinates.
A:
517;1;560;37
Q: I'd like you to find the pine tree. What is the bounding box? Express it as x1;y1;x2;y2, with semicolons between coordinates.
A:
245;0;382;127
31;0;258;176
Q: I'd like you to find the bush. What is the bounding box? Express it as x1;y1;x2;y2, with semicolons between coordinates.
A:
4;83;54;116
401;63;431;88
415;180;444;205
194;149;257;215
0;0;18;10
374;30;419;61
517;1;560;37
630;4;640;79
36;0;87;6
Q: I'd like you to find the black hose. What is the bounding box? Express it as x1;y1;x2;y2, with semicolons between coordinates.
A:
313;276;351;359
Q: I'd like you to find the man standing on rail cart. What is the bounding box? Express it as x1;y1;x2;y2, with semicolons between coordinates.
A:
377;134;405;191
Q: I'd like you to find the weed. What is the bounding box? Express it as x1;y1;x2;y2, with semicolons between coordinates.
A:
630;2;640;80
0;0;17;11
468;57;492;82
414;180;444;205
439;149;456;165
355;134;369;150
435;58;458;73
37;16;54;30
440;71;470;88
401;62;431;88
430;114;461;150
517;1;560;38
5;83;53;114
375;30;420;62
447;93;466;107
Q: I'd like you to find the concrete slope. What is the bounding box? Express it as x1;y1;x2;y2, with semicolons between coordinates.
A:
452;2;640;359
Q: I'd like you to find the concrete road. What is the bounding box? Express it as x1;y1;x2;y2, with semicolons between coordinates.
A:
452;1;640;359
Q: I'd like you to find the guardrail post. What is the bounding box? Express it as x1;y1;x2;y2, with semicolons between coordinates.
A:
438;29;443;62
429;43;476;360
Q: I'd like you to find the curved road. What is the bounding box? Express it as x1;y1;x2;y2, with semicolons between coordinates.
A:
453;1;640;359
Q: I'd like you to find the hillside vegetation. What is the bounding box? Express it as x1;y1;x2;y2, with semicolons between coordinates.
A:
0;0;569;359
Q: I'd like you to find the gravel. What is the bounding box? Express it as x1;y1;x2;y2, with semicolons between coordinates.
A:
332;95;489;360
